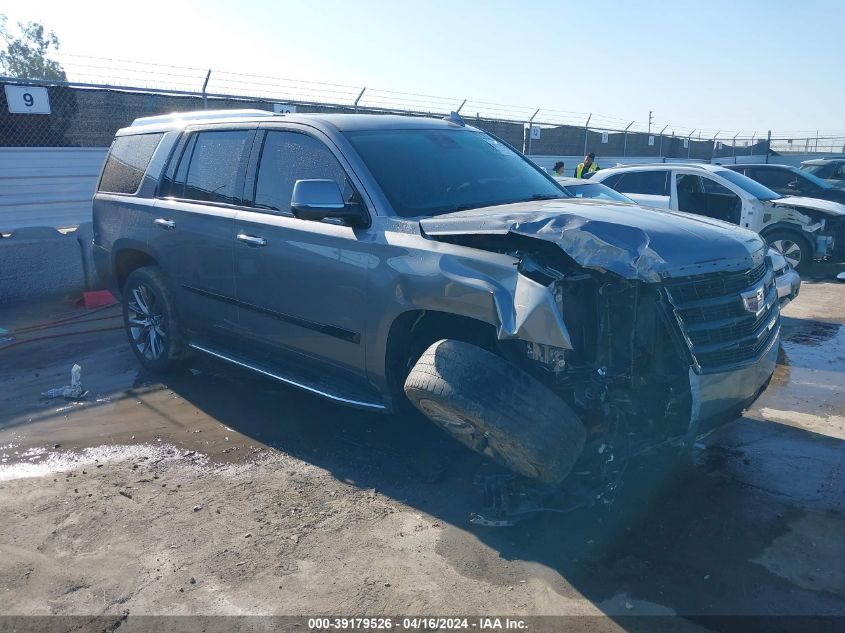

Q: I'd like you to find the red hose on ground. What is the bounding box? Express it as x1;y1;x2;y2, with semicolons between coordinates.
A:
10;313;123;335
3;303;120;335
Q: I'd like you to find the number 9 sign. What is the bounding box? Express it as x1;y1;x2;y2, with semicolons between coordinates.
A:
5;85;52;114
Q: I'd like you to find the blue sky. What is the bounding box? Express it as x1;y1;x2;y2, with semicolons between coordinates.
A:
3;0;844;135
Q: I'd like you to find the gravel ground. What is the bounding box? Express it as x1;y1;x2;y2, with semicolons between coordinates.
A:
0;276;843;631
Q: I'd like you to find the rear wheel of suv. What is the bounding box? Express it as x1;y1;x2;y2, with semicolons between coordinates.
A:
404;339;586;486
122;266;187;373
765;230;812;272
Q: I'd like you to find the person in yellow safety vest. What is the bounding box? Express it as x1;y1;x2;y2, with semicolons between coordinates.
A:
575;153;599;178
552;161;566;177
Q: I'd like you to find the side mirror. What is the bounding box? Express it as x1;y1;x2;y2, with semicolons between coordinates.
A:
291;179;367;226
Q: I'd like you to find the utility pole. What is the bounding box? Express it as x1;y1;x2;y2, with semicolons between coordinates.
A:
648;110;654;134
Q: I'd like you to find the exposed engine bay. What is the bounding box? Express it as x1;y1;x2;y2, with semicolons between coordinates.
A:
423;229;779;525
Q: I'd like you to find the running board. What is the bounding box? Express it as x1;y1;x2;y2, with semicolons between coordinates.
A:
189;343;387;411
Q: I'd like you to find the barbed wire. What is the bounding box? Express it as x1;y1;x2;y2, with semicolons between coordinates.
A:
7;52;844;148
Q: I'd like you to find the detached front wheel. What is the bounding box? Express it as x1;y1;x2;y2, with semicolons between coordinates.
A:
122;266;187;372
404;339;586;486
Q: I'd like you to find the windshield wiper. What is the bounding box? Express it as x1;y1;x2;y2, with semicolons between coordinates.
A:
525;193;566;201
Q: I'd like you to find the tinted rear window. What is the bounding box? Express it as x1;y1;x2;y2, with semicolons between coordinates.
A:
98;133;163;194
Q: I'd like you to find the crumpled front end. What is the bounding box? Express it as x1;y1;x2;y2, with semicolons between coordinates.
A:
421;200;779;445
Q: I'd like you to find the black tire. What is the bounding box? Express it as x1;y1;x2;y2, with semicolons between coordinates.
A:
122;266;187;373
764;229;813;272
404;339;586;486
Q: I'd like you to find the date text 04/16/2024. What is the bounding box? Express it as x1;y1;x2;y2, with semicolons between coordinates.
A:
307;617;528;630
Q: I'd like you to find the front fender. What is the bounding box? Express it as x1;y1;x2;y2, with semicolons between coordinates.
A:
364;225;572;395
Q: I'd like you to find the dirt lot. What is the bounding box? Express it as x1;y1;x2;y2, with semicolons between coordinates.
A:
1;273;843;631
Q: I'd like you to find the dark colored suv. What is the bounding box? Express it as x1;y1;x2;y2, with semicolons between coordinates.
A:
93;110;779;520
726;163;845;204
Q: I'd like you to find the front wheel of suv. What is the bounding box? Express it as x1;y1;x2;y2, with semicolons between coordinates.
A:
404;339;587;486
122;266;187;373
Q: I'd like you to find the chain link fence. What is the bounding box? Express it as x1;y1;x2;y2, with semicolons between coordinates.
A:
0;76;732;160
2;57;842;161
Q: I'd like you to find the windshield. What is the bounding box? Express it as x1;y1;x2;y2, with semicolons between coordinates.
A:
565;182;635;203
343;128;568;217
714;169;781;200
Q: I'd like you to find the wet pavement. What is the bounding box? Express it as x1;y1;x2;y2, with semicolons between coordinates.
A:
0;279;843;629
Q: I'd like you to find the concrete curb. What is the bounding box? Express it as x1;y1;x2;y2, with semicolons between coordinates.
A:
0;223;95;307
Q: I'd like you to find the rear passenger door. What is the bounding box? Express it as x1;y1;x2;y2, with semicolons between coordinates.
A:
153;127;256;342
233;127;372;395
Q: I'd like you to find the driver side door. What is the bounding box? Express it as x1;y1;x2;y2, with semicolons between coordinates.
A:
233;128;374;396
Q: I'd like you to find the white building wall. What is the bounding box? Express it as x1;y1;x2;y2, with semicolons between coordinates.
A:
0;147;107;232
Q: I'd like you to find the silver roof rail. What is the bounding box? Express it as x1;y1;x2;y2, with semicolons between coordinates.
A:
129;109;279;128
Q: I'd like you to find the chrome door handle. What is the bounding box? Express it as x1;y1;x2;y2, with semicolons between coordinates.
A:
237;233;267;247
154;218;176;230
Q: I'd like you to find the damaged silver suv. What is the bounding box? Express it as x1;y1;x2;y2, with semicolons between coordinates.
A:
93;110;779;517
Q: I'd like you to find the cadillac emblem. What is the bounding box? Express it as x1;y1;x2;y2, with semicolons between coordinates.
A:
741;284;766;314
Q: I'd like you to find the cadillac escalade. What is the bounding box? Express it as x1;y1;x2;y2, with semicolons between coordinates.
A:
93;110;780;518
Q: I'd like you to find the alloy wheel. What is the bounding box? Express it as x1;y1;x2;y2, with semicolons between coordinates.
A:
770;239;803;268
127;283;167;361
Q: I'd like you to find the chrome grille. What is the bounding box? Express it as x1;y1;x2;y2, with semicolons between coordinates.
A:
664;262;780;374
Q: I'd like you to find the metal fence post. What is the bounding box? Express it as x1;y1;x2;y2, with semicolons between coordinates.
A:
750;131;756;156
765;130;771;163
583;114;592;157
622;121;634;158
711;131;720;163
201;70;211;109
687;130;695;159
353;87;366;113
658;124;668;159
526;108;540;156
732;133;738;162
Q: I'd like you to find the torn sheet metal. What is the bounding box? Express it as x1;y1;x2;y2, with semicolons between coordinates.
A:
763;201;826;233
433;253;572;349
421;199;767;281
772;196;845;218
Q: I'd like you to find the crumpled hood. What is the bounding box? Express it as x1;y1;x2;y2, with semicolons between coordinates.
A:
420;199;766;282
772;196;845;216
